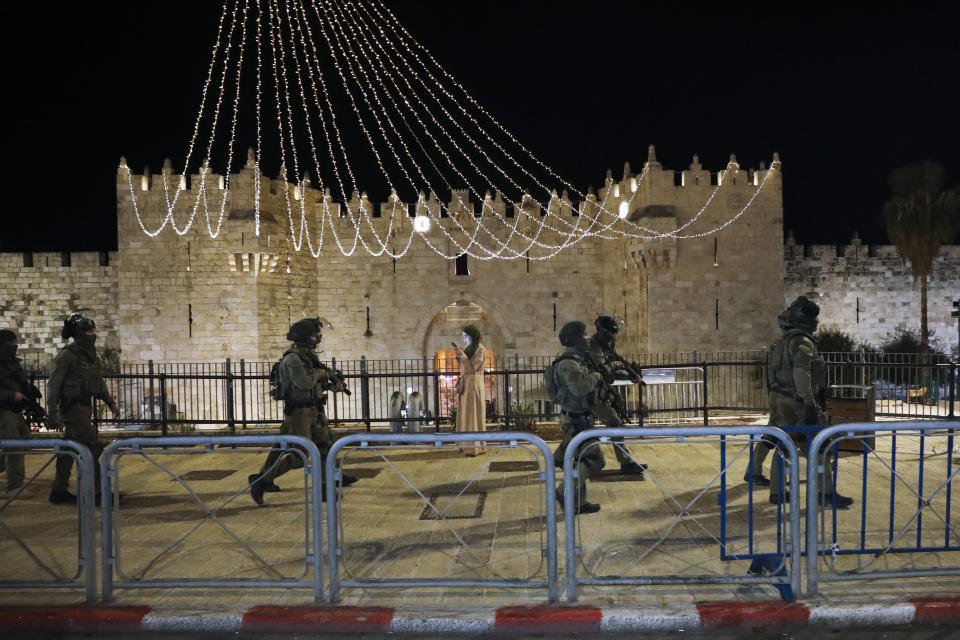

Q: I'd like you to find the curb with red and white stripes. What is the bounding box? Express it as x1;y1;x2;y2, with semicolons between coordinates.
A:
0;598;957;633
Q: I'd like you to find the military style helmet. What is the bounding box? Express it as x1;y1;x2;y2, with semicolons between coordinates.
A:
595;315;620;335
778;296;820;333
61;313;96;340
559;321;587;347
286;318;321;342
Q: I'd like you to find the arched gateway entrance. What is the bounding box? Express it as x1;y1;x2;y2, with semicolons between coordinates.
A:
420;300;509;421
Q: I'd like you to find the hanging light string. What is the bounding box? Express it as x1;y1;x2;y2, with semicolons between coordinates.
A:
320;0;527;259
359;0;782;241
343;0;622;242
328;0;605;256
121;0;781;259
323;0;633;260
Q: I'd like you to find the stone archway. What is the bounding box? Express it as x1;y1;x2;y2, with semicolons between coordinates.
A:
414;293;514;361
419;298;509;421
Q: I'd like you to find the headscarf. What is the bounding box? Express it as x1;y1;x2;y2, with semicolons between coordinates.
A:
462;325;482;359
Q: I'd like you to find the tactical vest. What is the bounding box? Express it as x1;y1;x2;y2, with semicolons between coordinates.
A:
51;344;105;403
279;348;320;406
545;354;590;409
0;359;29;409
769;330;825;394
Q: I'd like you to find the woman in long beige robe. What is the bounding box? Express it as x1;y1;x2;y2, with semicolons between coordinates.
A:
454;325;486;456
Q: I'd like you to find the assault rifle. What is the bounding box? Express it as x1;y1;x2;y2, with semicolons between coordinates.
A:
582;352;631;422
320;363;352;396
18;383;47;430
608;353;645;386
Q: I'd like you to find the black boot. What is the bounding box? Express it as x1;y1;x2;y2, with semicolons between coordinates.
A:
49;490;78;505
248;474;266;505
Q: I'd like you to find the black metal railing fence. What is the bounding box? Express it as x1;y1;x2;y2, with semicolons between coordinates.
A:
21;351;957;435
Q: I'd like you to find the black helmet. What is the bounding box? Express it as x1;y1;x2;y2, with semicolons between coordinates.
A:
778;296;819;333
559;321;587;347
595;315;620;335
0;329;16;343
286;318;320;342
62;313;96;340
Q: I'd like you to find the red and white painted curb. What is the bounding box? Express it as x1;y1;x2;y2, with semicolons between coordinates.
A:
0;598;957;633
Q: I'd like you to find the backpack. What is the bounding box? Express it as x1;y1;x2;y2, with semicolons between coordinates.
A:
544;354;579;404
268;349;300;401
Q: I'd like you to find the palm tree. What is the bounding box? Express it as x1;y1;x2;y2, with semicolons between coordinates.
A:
882;161;959;349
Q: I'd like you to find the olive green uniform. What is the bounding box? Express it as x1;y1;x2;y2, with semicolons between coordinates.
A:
258;346;334;483
0;356;31;491
552;348;604;507
585;337;639;468
46;342;118;494
752;329;836;497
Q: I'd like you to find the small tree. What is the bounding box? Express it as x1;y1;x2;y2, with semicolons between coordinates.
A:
882;161;960;348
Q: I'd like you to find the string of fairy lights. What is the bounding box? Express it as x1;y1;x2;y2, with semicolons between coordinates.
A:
121;0;781;260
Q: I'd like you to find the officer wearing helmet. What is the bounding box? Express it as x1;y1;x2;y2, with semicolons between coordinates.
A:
587;315;648;475
747;297;852;508
249;318;356;505
551;321;604;514
47;314;120;505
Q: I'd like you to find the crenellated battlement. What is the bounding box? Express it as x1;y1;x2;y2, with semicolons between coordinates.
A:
783;231;960;264
0;251;116;269
118;145;782;230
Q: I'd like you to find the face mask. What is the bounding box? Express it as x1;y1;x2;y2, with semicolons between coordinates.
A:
0;344;17;360
77;333;97;346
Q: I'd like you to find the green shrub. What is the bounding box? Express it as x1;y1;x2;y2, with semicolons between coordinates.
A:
814;329;858;352
879;326;945;356
509;401;536;431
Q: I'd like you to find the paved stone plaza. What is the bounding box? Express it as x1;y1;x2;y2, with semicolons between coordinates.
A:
1;427;958;613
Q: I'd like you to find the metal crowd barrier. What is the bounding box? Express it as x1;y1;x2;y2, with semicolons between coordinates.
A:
0;438;96;601
325;432;559;602
100;435;324;602
562;427;801;602
806;421;960;595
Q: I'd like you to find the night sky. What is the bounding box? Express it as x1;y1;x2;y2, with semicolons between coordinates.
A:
3;2;958;252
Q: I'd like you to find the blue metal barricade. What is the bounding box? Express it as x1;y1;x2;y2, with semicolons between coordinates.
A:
0;438;96;601
806;421;960;595
325;432;559;602
562;426;801;602
100;435;324;602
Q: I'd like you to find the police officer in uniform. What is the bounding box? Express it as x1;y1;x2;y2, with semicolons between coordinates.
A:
552;321;604;514
249;318;356;505
0;330;33;499
587;316;647;475
748;297;852;508
47;314;120;505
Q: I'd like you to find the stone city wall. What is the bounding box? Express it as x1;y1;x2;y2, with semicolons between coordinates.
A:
784;235;960;355
0;251;119;366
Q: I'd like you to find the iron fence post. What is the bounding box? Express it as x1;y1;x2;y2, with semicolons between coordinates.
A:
148;359;156;430
433;367;441;431
239;359;247;430
702;363;709;426
159;372;168;437
331;357;339;426
504;359;511;430
360;355;371;432
949;362;956;419
225;358;235;436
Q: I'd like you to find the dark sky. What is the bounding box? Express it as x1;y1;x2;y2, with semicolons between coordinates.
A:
2;2;958;252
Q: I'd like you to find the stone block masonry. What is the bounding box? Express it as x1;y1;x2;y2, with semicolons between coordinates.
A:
784;233;960;355
2;147;955;364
